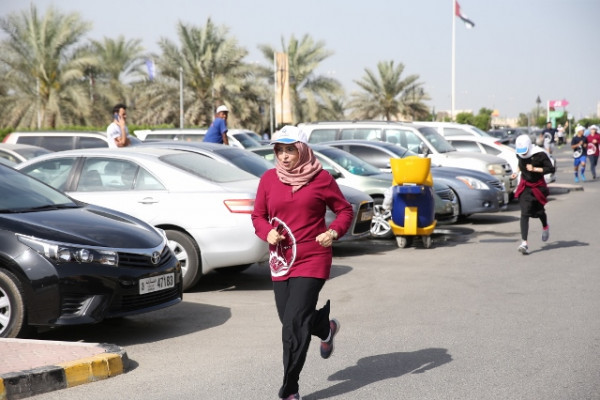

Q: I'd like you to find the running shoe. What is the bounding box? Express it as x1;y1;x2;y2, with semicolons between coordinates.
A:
320;319;340;359
542;226;549;242
518;242;529;255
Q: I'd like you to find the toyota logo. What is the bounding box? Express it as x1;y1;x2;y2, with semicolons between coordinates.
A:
151;251;161;265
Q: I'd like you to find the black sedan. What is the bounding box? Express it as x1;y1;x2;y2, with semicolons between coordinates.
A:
0;164;182;338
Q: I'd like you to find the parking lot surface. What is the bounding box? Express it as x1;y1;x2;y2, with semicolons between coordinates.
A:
9;145;600;400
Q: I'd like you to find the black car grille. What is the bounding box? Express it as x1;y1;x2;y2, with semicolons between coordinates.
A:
113;286;182;313
353;202;374;235
435;187;455;202
119;246;174;268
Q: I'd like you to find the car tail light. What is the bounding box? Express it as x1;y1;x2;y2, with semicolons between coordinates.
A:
223;199;255;214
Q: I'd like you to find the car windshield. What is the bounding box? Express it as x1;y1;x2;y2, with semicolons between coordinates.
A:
0;165;77;212
160;152;256;182
232;133;262;148
471;126;494;138
315;147;383;176
15;147;51;160
212;148;272;177
416;127;456;153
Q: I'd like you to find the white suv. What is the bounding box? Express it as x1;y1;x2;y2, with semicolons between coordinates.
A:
299;121;517;195
2;131;141;151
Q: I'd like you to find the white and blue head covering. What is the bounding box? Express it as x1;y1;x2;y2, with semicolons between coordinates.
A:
515;134;532;158
270;125;308;144
515;134;545;159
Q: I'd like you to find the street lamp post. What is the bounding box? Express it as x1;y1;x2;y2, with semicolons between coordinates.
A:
179;67;184;129
535;95;541;126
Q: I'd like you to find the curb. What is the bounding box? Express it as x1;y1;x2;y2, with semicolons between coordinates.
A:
0;344;128;400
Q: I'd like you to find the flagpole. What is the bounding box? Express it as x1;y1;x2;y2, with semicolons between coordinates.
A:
451;0;456;121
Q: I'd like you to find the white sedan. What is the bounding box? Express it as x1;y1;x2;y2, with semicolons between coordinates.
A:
17;147;268;291
445;135;555;184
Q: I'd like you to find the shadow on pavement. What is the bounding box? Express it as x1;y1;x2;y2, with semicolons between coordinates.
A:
35;301;230;346
306;348;452;399
529;240;589;254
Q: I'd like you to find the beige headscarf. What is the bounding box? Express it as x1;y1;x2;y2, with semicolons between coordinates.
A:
275;142;322;192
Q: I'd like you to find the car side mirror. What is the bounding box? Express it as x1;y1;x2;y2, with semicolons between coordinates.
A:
419;142;430;155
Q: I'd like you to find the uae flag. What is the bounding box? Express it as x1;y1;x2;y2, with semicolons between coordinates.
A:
455;1;475;29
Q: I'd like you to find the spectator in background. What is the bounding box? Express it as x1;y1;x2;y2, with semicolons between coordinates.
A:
203;105;229;145
586;125;600;180
106;104;133;147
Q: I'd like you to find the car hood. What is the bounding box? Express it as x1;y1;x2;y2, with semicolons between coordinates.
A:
438;151;506;165
431;166;499;182
0;205;163;249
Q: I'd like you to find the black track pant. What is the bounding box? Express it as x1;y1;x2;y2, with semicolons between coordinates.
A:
520;213;548;241
273;277;331;398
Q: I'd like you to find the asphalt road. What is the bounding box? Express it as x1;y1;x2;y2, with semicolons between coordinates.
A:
30;146;600;400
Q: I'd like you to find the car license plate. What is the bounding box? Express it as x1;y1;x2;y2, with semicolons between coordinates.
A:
139;273;175;295
360;210;373;221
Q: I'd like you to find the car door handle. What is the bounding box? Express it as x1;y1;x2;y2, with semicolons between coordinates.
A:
138;197;159;204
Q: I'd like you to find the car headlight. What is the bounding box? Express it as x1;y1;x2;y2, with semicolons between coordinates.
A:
456;176;490;190
487;164;505;176
17;235;119;266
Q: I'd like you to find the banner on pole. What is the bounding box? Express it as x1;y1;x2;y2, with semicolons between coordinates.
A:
274;52;292;126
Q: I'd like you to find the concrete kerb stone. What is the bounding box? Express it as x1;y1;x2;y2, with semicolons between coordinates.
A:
0;343;129;400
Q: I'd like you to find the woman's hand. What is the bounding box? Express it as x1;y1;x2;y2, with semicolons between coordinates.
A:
267;229;285;245
316;231;334;247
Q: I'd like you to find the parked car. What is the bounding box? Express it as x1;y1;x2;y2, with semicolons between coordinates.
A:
415;121;494;139
2;131;142;151
251;145;458;238
443;135;519;174
0;163;182;338
321;140;508;217
0;143;51;164
134;128;263;148
487;129;513;145
16;147;269;291
444;135;555;184
298;121;517;196
137;141;374;241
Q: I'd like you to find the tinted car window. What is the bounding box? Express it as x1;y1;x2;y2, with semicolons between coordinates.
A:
232;133;262;148
481;143;501;155
161;152;255;182
77;158;164;192
79;136;109;149
443;127;471;136
39;136;76;151
346;146;389;169
308;129;337;143
316;147;382;176
448;141;481;153
416;127;456;153
340;128;382;141
19;157;78;192
0;165;76;211
212;148;272;177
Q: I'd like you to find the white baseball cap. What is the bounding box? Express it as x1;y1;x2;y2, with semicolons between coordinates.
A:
270;125;308;144
216;105;229;113
575;125;585;132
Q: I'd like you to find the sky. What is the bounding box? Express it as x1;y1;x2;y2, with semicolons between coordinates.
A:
2;0;599;121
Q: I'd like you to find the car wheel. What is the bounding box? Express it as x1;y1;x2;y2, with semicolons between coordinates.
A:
450;189;466;218
0;269;27;338
215;264;252;274
166;230;201;291
371;197;394;239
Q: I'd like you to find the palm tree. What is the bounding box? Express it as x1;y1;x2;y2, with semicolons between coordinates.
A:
258;34;345;124
348;60;429;121
0;5;95;129
134;18;267;130
85;36;148;125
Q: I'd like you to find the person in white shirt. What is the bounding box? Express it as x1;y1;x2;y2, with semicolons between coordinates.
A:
106;103;132;147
